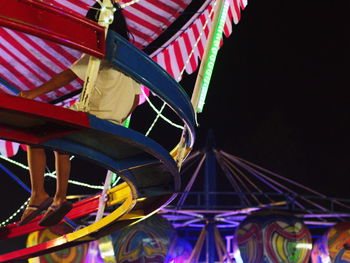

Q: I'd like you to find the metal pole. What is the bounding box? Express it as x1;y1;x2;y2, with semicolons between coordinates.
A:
205;130;217;263
175;0;228;165
191;0;227;111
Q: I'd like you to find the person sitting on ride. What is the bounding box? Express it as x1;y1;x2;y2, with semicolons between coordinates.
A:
19;1;140;226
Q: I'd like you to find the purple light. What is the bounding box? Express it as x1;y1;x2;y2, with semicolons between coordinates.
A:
165;238;193;263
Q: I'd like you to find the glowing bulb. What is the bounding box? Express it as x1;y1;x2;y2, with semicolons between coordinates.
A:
296;243;313;249
197;0;230;113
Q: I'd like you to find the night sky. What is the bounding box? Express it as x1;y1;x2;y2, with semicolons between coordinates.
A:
187;0;350;198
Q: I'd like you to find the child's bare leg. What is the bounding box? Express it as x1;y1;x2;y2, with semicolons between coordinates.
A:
27;147;50;202
21;147;50;220
53;151;71;206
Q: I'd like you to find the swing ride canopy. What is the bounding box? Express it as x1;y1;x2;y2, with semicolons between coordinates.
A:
0;1;200;258
0;0;247;157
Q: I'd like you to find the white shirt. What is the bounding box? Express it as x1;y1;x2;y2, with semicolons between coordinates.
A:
70;54;140;124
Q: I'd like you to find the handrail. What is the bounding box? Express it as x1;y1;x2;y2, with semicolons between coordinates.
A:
105;31;196;148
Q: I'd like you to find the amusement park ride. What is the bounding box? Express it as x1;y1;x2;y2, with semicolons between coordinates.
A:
0;0;227;261
0;0;350;263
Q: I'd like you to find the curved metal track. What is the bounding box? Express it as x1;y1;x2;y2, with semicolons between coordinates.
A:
0;93;182;261
0;0;196;261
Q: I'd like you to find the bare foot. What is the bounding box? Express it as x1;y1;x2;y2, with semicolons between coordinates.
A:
20;194;51;224
39;199;73;227
51;197;67;208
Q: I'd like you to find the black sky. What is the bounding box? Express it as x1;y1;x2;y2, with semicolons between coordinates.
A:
190;0;350;198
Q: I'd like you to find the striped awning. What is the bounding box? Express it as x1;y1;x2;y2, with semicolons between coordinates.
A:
0;0;247;157
153;0;247;81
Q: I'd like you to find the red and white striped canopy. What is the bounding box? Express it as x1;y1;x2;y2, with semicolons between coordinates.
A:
0;0;247;157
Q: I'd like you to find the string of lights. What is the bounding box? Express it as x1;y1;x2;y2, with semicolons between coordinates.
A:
144;3;216;135
0;155;104;190
0;198;29;227
142;89;184;137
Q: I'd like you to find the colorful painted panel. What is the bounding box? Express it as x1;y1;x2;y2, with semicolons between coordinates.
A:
234;212;312;263
165;237;193;263
311;233;331;263
312;222;350;263
234;222;263;263
27;223;93;263
328;223;350;263
111;214;176;263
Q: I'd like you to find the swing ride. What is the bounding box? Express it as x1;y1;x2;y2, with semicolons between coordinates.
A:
0;0;199;260
0;0;249;261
